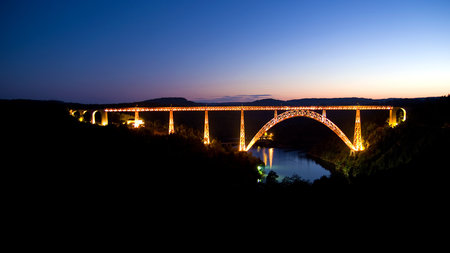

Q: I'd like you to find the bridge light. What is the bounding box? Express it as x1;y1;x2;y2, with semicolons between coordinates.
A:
127;119;144;128
102;105;392;152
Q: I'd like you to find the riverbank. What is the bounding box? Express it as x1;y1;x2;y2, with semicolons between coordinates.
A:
306;152;338;175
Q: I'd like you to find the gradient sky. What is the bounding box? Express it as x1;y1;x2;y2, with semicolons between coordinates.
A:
1;0;449;103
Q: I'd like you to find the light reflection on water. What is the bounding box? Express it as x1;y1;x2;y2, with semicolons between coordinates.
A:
249;146;330;182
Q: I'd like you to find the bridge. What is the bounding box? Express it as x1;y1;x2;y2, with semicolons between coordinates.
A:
70;105;406;152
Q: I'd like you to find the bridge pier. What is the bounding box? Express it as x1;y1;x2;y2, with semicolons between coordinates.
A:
91;111;97;125
239;108;245;151
389;109;396;127
353;109;364;151
73;109;108;126
78;110;87;122
91;110;108;125
169;110;174;134
134;111;140;128
204;110;210;145
389;107;406;127
101;110;108;126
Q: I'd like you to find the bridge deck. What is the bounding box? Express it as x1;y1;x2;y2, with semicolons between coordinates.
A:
105;105;393;112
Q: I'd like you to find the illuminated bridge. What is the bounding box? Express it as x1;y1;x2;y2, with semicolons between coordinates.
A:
71;106;406;152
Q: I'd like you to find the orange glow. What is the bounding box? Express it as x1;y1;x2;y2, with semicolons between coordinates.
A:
169;110;174;134
352;109;364;151
203;110;210;145
245;110;357;151
105;105;393;112
127;119;144;128
239;108;245;151
269;148;273;168
102;105;403;152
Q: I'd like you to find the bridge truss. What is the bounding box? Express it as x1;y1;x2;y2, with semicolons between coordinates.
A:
245;110;355;151
73;105;405;152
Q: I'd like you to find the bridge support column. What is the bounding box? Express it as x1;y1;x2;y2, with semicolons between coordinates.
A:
389;108;398;127
239;108;245;151
101;110;108;126
389;109;395;127
78;110;87;122
353;109;364;151
389;107;406;128
91;111;97;124
322;110;326;118
274;110;277;119
91;110;108;126
204;110;210;145
134;111;140;128
169;110;174;134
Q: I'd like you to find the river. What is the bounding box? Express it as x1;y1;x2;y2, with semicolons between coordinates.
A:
248;146;331;182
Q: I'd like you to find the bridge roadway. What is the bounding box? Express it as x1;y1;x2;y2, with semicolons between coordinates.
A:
105;105;393;112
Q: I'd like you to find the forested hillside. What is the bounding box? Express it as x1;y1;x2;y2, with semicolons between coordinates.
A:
2;100;262;203
309;96;450;196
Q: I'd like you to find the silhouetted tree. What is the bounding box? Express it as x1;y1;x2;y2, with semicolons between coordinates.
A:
266;171;279;185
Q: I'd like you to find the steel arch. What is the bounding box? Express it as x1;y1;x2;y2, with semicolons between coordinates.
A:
245;110;356;151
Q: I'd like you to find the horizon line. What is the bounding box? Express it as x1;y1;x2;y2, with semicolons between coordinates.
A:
1;94;447;105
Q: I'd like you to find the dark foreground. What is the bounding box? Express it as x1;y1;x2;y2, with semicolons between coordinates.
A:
2;99;450;231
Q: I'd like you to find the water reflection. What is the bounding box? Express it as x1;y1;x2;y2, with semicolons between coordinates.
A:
250;146;330;182
258;146;273;168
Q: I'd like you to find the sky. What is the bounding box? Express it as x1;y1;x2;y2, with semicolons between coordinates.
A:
1;0;449;103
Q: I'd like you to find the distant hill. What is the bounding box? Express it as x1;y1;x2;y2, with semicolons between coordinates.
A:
102;97;199;108
137;97;198;106
248;99;286;106
198;96;442;107
286;97;376;106
230;97;376;106
68;96;443;107
192;97;378;106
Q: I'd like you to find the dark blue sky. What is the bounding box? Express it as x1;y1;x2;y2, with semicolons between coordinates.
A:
1;0;449;103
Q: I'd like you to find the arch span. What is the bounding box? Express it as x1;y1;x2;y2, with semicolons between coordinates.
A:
245;110;356;151
92;110;99;124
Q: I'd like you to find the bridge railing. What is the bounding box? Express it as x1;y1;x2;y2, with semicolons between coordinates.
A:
104;105;394;112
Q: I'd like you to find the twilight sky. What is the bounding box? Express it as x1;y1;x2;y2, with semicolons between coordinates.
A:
1;0;449;103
